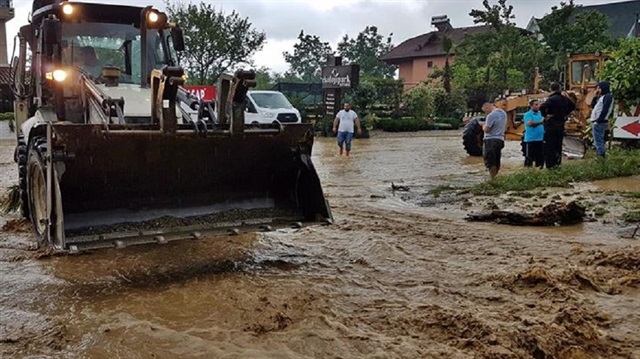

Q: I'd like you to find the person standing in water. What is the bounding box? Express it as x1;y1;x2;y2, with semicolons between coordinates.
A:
332;102;363;156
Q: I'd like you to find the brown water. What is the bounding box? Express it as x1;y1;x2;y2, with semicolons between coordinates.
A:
593;176;640;192
1;133;640;359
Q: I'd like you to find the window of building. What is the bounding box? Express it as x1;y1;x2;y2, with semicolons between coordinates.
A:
427;61;433;68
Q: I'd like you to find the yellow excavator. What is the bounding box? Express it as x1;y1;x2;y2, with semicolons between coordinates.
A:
462;53;607;157
11;1;332;252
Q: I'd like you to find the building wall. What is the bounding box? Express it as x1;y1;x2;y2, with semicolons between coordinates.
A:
397;61;413;90
398;56;453;90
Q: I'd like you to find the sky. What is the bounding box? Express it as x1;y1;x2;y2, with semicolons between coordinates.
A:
3;0;631;73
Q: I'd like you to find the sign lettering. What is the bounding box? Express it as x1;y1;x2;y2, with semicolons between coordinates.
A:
183;85;217;101
321;65;360;89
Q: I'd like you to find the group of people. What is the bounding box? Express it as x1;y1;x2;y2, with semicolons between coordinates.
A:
481;81;614;179
331;81;614;176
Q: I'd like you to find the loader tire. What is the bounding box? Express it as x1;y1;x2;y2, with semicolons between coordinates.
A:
26;138;54;247
463;117;484;157
15;136;30;218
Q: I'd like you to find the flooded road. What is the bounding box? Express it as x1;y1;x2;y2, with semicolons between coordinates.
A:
1;132;640;358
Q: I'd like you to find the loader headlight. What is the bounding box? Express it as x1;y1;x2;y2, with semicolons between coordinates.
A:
52;69;68;82
146;10;168;28
62;3;74;15
148;11;159;23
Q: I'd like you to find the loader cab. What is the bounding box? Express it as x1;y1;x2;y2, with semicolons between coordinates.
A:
16;2;183;123
567;53;607;91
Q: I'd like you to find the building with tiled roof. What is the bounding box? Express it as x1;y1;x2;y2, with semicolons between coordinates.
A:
380;16;494;90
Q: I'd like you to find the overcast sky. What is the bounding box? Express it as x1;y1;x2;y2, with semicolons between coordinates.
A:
4;0;630;73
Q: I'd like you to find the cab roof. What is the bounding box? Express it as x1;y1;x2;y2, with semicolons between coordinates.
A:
32;2;146;27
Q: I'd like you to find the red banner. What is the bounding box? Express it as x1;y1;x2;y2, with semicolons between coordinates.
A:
183;86;217;101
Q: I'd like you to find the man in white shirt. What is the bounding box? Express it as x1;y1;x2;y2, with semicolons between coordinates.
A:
332;102;362;156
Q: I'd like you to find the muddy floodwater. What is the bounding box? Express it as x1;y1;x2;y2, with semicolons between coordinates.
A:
1;132;640;359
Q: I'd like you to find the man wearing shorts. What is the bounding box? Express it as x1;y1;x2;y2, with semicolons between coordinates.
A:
479;102;507;179
332;102;362;156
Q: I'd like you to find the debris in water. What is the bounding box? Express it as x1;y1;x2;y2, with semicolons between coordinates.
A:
466;201;586;226
391;182;409;192
0;185;20;214
1;218;31;233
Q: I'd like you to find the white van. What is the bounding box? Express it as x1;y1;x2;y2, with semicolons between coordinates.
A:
245;91;302;124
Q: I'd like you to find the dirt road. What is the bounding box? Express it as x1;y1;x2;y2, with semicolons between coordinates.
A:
1;132;639;358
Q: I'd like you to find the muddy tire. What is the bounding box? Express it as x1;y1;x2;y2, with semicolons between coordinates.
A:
26;138;54;247
14;136;30;218
463;117;484;156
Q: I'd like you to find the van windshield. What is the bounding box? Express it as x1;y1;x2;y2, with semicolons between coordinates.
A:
251;92;293;109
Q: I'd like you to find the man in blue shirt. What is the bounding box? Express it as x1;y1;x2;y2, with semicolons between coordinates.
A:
522;99;545;168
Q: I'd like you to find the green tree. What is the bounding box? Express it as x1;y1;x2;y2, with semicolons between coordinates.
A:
442;36;453;93
337;26;396;78
537;1;614;81
600;38;640;109
538;1;613;55
454;0;547;104
165;1;266;84
273;71;306;83
283;31;333;82
254;66;275;90
469;0;514;30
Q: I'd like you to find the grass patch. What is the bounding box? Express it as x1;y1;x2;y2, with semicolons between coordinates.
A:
593;207;609;217
621;210;640;222
0;185;20;214
473;149;640;195
511;191;535;198
621;191;640;199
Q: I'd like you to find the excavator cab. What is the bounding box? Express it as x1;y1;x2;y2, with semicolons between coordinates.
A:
12;1;332;252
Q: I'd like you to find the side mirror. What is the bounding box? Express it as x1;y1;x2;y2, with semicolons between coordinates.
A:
42;18;60;57
171;27;185;52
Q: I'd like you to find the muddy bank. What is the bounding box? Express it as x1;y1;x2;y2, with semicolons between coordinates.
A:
1;132;639;358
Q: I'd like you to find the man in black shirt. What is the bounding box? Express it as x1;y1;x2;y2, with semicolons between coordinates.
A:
540;82;576;169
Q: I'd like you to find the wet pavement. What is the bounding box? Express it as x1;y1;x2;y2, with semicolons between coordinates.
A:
1;132;640;358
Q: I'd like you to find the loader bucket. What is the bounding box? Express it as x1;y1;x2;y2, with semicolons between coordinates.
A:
563;135;587;159
45;123;331;251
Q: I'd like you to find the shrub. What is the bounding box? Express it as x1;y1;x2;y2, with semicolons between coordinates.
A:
376;117;433;132
0;113;14;121
435;117;463;129
361;113;379;131
403;84;438;119
404;83;467;119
